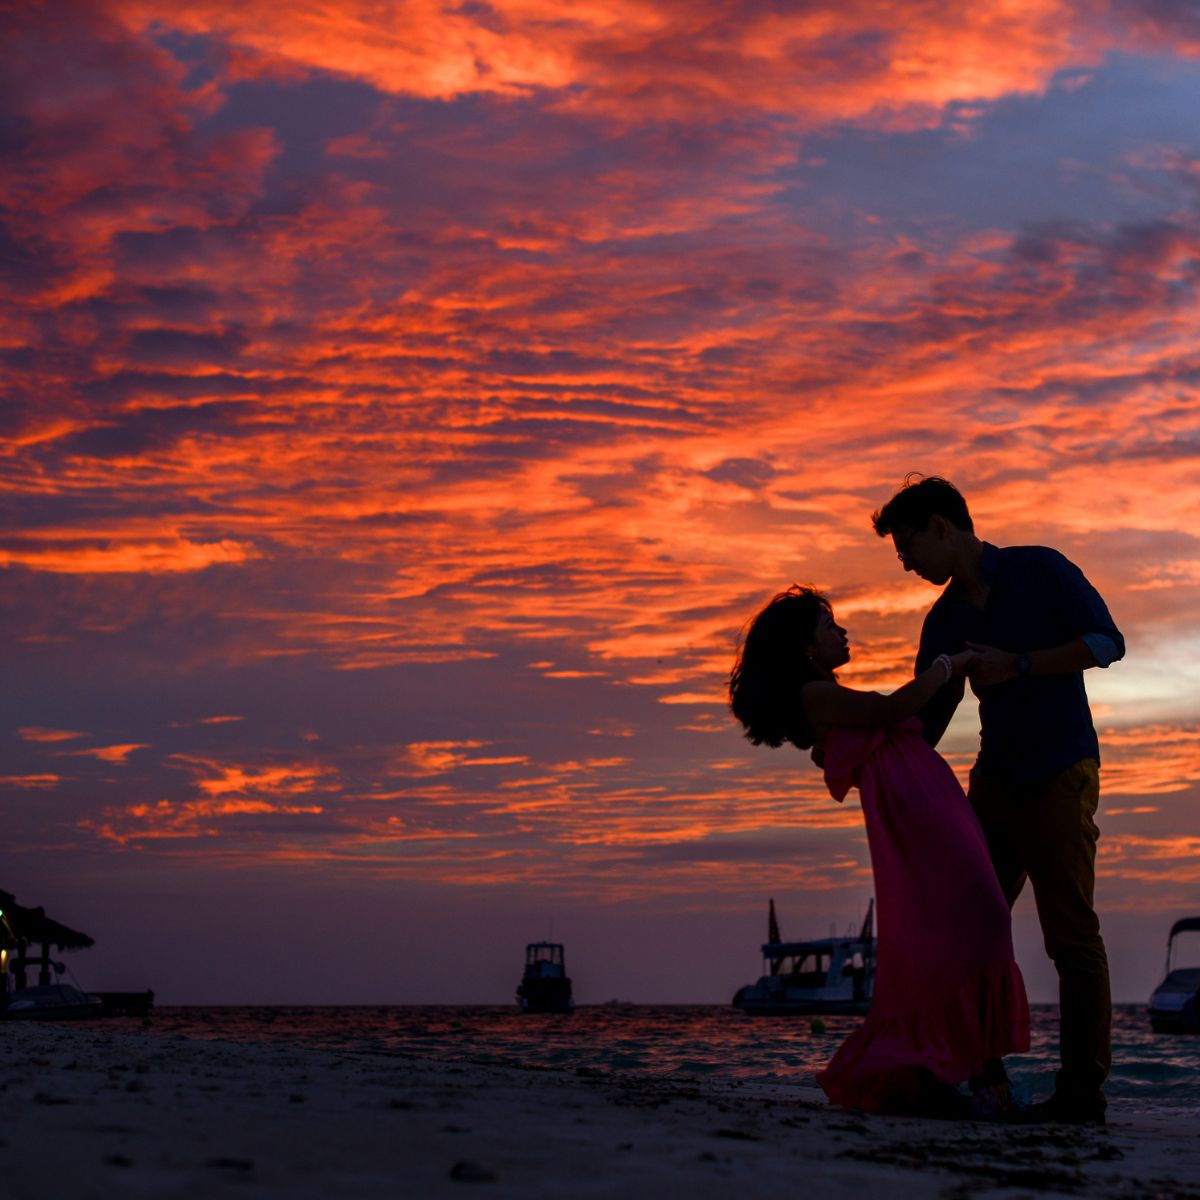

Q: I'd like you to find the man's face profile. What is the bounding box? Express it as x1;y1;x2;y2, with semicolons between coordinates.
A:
892;519;953;585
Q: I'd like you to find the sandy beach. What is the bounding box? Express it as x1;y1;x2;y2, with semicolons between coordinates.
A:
3;1023;1200;1199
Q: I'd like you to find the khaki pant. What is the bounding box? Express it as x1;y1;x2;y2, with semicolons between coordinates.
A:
969;758;1111;1100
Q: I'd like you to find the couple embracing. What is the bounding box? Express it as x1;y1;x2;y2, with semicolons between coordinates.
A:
729;476;1123;1124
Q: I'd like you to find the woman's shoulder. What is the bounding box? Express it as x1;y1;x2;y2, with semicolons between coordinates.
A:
798;679;840;729
799;678;839;699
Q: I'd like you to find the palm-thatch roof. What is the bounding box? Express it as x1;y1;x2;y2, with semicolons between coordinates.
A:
0;889;94;951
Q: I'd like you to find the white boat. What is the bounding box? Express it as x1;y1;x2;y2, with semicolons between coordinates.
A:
4;983;103;1020
1148;916;1200;1033
732;898;875;1016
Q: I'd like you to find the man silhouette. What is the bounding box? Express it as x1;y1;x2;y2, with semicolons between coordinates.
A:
872;475;1123;1124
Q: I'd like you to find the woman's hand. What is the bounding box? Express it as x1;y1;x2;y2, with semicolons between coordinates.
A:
948;649;977;677
964;641;1020;685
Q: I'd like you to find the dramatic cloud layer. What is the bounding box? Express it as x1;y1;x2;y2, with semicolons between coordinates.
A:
3;0;1198;1003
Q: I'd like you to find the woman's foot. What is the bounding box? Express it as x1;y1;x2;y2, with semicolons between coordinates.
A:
968;1081;1025;1122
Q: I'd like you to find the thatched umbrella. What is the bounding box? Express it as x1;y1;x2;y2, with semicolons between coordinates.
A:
0;889;94;990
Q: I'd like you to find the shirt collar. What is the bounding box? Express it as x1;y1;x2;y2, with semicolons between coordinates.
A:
943;540;999;604
979;541;1000;583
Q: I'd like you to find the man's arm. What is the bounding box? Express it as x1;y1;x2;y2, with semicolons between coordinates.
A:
968;551;1124;686
966;637;1098;686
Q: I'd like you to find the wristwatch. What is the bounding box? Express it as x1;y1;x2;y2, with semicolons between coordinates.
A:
1014;653;1032;677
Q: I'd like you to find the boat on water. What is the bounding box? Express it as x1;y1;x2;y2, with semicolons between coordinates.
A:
1148;916;1200;1033
516;941;574;1014
732;898;875;1016
4;983;103;1020
1;888;154;1021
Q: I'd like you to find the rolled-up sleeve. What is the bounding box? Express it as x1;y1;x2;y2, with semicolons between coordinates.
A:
1082;632;1121;668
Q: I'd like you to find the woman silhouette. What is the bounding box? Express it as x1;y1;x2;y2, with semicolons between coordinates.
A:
729;585;1029;1117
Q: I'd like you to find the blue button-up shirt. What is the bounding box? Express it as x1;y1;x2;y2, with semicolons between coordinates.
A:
915;543;1124;782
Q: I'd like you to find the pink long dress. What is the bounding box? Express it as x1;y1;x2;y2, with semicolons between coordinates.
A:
816;717;1030;1113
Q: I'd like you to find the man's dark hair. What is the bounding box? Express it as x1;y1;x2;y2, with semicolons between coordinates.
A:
728;585;830;750
872;474;974;537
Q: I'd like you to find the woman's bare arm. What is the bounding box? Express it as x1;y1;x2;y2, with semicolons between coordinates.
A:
801;651;972;730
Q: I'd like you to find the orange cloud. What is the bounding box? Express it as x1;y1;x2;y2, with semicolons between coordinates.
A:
1101;725;1200;798
82;794;327;845
1100;833;1200;883
109;0;1126;132
168;755;340;799
64;743;149;764
0;538;258;575
400;741;530;776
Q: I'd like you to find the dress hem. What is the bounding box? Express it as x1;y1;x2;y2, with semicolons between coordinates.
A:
816;959;1031;1114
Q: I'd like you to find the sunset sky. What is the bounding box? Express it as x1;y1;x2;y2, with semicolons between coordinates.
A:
4;0;1200;1006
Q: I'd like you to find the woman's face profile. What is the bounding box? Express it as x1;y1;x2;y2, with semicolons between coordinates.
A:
806;605;850;671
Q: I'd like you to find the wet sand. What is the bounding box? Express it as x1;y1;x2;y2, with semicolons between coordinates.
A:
3;1021;1199;1199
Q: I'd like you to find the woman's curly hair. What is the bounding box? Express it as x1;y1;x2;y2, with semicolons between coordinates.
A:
728;584;830;750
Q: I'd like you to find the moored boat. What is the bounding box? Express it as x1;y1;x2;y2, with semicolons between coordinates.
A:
733;898;875;1016
4;983;103;1020
1;889;154;1021
1148;916;1200;1033
517;941;574;1013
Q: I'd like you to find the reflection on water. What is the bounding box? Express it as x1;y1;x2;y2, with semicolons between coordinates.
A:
103;1003;1198;1109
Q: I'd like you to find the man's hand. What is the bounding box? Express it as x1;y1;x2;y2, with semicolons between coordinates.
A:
965;641;1018;686
948;648;977;677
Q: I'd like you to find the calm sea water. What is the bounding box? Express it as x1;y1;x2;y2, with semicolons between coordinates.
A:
101;1003;1198;1112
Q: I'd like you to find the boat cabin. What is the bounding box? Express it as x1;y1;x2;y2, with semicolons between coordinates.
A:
1149;916;1200;1032
524;942;566;977
733;899;876;1016
764;940;872;992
